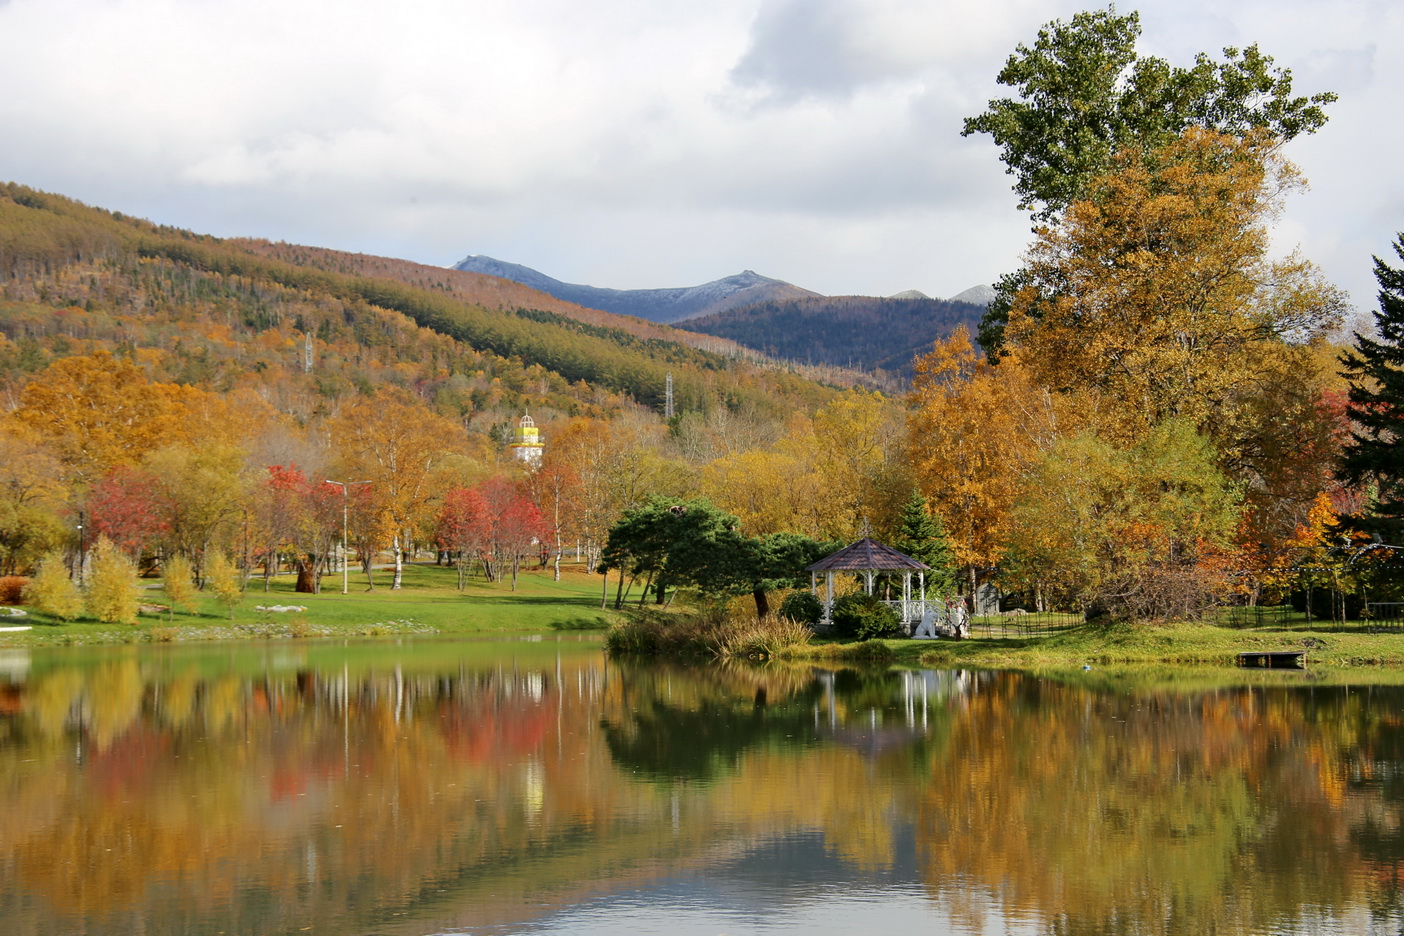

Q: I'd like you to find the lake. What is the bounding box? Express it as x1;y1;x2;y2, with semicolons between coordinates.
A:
1;637;1402;935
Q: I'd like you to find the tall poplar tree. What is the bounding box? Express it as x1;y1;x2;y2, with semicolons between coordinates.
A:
1339;235;1404;531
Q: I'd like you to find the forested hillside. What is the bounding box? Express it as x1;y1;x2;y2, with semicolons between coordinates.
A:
0;182;923;591
677;295;987;379
0;184;840;419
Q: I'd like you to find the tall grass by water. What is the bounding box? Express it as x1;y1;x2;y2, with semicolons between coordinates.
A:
604;607;813;660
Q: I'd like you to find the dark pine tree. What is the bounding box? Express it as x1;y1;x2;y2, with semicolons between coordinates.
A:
1339;234;1404;534
891;491;958;593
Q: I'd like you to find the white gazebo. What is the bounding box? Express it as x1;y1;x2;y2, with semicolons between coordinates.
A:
805;537;930;633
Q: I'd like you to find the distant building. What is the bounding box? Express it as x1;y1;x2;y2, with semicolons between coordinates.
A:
510;413;543;466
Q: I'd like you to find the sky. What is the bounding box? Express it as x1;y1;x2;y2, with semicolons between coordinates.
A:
1;0;1399;312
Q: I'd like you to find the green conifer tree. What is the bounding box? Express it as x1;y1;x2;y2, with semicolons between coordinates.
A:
24;550;84;621
87;536;140;624
891;491;957;593
1339;234;1404;533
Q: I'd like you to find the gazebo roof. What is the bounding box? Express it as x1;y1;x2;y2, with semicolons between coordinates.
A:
806;537;929;573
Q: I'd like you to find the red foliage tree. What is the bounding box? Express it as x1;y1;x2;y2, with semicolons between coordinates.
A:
88;466;172;560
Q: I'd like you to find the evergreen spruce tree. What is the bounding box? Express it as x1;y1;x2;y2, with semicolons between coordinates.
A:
891;492;958;593
1340;234;1404;534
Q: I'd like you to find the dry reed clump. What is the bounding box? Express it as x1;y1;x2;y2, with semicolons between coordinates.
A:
605;607;812;659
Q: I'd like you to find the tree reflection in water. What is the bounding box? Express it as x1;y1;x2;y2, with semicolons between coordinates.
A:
0;643;1401;935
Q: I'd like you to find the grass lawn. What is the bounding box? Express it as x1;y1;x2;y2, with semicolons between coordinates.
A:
0;561;617;648
796;618;1404;672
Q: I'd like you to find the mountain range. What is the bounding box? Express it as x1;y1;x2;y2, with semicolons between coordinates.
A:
452;254;991;325
452;255;818;325
452;254;992;376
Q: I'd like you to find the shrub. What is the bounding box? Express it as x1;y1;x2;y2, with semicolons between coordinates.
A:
778;590;822;626
87;537;141;624
24;552;84;621
162;554;198;616
831;592;901;640
205;550;244;620
0;576;30;605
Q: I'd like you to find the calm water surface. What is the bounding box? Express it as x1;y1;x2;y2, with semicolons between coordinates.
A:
2;638;1403;935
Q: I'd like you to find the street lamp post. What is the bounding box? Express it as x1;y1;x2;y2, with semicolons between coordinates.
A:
325;480;370;595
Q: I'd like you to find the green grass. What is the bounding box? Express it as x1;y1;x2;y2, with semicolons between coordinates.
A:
0;561;618;648
794;618;1404;671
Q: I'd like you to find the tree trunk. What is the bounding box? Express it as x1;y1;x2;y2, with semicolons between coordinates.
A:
392;535;404;589
294;558;317;594
601;568;609;610
753;588;770;619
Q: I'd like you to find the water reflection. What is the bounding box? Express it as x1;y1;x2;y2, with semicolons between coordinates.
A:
1;643;1402;935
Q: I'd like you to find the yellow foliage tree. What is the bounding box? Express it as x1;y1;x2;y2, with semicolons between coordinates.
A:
906;327;1063;591
702;390;905;541
161;554;197;618
204;549;243;620
14;351;208;485
24;550;84;621
329;387;465;588
86;536;141;624
1006;128;1346;451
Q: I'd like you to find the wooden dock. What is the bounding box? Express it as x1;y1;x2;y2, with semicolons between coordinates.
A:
1237;649;1307;669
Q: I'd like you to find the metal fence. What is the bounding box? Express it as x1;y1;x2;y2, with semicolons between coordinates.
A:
966;611;1084;639
1220;601;1404;633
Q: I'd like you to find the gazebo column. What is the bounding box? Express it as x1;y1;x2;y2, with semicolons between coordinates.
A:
824;570;834;627
864;571;875;595
904;572;913;627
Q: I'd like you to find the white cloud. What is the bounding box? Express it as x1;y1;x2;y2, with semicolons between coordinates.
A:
0;0;1397;305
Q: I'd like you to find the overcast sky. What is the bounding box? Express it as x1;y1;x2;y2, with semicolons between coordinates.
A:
1;0;1398;311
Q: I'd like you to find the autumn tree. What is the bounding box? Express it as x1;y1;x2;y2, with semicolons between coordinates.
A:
258;465;341;594
548;416;692;572
906;327;1062;593
524;462;582;581
24;551;84;621
86;536;141;624
1339;234;1404;535
702;390;906;542
161;554;197;619
204;550;244;620
13;352;198;485
87;466;171;560
436;485;487;589
965;6;1336;354
1002;420;1242;621
1006;129;1343;447
963;6;1335;224
0;420;68;574
329;388;464;588
144;443;252;579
